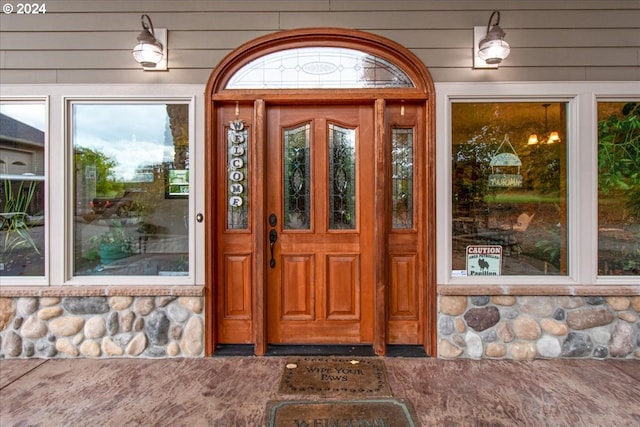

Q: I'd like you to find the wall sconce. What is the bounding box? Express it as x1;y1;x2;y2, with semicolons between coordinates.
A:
527;104;561;145
132;14;167;71
473;10;511;69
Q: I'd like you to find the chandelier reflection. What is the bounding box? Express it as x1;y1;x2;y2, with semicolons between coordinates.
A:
527;103;561;145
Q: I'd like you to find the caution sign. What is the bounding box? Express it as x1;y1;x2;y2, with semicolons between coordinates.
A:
466;245;502;276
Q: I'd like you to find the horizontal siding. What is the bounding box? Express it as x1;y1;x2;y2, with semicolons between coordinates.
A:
0;1;638;84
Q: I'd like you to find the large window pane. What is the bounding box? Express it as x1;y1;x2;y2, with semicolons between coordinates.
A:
0;103;46;277
72;103;190;276
597;101;640;276
451;102;567;276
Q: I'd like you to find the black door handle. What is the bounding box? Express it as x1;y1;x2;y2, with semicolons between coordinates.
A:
269;229;277;268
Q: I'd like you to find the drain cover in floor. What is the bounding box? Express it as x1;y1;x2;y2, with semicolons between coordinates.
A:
266;399;419;427
279;357;391;396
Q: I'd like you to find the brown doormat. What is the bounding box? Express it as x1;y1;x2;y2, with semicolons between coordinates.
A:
279;357;391;396
265;399;419;427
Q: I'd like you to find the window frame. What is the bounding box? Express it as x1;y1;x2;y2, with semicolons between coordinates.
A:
436;82;640;289
0;85;205;287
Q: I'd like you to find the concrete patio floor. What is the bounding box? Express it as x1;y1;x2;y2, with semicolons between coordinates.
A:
1;357;639;426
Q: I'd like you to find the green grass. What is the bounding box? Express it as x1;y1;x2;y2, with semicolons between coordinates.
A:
484;192;563;203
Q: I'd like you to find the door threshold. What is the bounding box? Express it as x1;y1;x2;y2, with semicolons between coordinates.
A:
266;345;376;357
385;345;429;357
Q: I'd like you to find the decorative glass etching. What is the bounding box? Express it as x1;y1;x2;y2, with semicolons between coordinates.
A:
328;124;356;229
283;123;311;230
392;128;414;229
227;122;249;229
226;47;414;89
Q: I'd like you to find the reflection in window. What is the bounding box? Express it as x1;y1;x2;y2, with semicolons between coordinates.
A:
329;124;356;229
451;102;567;276
227;47;414;89
0;103;46;277
597;101;640;276
72;103;190;276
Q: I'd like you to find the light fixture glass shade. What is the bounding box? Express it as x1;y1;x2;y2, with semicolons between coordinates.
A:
132;39;163;67
478;32;511;64
527;134;539;145
547;131;561;144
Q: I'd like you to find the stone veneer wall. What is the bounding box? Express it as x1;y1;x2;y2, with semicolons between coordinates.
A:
438;295;640;359
0;288;204;358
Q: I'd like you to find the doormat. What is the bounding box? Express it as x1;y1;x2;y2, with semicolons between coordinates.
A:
279;357;391;396
265;399;419;427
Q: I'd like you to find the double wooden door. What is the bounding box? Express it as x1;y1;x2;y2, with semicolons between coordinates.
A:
266;105;375;344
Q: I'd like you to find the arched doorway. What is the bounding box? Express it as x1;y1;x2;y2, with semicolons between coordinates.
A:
205;28;436;356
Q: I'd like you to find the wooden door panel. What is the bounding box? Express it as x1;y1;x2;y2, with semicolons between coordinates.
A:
389;254;418;319
281;254;315;320
326;254;360;320
224;254;252;318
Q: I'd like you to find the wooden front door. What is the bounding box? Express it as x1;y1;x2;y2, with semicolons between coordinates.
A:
266;104;375;344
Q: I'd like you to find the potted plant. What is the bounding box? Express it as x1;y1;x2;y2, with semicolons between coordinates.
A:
90;220;132;264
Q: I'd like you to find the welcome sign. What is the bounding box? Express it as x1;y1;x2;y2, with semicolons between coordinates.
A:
466;245;502;276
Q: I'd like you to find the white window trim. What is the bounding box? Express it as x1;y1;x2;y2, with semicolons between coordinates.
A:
1;85;205;287
436;81;640;288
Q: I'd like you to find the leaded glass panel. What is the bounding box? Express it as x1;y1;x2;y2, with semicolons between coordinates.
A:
328;124;356;229
226;47;414;89
284;124;311;230
392;128;414;229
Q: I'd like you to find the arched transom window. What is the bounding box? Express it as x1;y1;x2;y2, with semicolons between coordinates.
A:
226;47;415;89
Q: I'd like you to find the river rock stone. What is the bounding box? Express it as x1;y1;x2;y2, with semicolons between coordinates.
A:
80;340;101;357
40;297;60;307
84;316;106;339
178;297;203;314
3;331;22;357
537;336;561;358
561;332;593;357
108;296;133;310
170;325;183;340
519;296;554;317
510;342;536;360
566;307;614;330
485;342;506;358
146;311;170;345
73;332;84;346
440;296;467;316
609;321;634;357
107;311;119;335
455;318;466;333
16;297;38;317
591;327;611;345
20;316;47;339
497;322;515;343
63;297;109;315
49;317;84;336
482;329;497;343
439;317;454;335
552;308;566;321
156;296;177;307
499;307;519;320
585;297;605;305
556;296;583;309
605;296;630;311
470;296;490;306
126;332;147;356
631;296;640;312
491;296;516;306
101;337;123;356
133;317;144;331
464;306;500;332
145;345;167;358
168;304;190;323
541;318;568;336
0;298;16;331
120;310;134;332
56;338;78;357
134;297;155;316
37;306;63;320
593;345;608;358
465;331;483;358
452;334;466;347
618;311;638;323
23;341;34;357
112;333;133;348
439;339;463;358
167;341;180;356
181;316;203;356
514;316;541;340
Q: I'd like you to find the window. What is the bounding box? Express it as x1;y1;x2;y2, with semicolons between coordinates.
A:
71;103;191;276
0;101;46;278
451;102;568;276
597;101;640;276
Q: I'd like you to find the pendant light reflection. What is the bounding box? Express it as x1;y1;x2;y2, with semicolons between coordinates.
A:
473;11;511;69
132;14;167;71
528;104;561;145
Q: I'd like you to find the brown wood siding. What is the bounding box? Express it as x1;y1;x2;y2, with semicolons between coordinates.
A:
1;1;638;83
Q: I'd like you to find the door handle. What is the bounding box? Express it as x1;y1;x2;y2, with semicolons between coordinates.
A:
269;229;278;268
